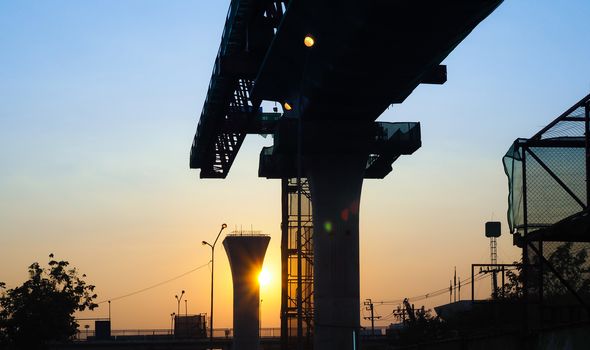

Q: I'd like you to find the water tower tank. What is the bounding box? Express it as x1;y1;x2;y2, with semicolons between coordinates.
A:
223;234;270;350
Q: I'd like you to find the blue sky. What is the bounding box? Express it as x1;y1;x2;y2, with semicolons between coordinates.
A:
1;0;589;329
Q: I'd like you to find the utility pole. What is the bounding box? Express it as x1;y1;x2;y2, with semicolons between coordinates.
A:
449;280;452;303
453;266;457;302
393;305;406;323
363;299;381;335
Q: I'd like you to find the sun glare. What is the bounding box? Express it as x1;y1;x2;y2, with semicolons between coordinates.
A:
258;268;271;287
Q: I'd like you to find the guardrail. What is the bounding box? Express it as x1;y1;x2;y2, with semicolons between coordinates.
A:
74;327;283;341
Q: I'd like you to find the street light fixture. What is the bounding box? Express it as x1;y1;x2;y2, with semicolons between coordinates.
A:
303;34;315;48
202;223;228;344
170;312;176;336
175;290;185;316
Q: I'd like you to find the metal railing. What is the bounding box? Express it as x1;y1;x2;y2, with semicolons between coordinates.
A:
74;327;283;341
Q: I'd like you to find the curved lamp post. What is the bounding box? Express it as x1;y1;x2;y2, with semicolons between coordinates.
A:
202;223;227;343
175;290;185;316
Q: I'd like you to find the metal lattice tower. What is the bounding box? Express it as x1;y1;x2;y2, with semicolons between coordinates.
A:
281;178;314;349
490;236;497;265
490;236;498;295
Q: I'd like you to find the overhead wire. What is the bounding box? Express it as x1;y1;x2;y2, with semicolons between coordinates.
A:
369;271;499;323
372;270;495;307
96;262;210;304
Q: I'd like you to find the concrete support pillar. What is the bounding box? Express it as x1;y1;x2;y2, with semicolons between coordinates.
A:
307;152;367;350
223;235;270;350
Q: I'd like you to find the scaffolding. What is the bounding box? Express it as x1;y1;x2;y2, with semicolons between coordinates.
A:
281;178;314;349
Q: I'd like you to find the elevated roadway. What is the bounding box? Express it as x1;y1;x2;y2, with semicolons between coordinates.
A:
189;1;503;349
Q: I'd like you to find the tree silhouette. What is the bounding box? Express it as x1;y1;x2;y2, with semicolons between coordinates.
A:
501;263;524;300
0;254;97;349
501;242;590;301
543;242;590;298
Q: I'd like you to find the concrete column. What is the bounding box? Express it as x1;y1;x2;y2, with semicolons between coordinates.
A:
223;235;270;350
307;152;367;350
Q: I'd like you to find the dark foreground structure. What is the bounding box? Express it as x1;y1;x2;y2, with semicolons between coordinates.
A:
190;1;503;349
503;93;590;328
48;322;590;350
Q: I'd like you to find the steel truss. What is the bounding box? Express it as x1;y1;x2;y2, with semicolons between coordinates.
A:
281;177;313;349
503;93;590;329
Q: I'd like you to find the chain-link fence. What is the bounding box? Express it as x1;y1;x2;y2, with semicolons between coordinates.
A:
503;93;590;328
504;141;587;237
526;241;590;326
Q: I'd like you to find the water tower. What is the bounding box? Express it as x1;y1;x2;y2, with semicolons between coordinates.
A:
223;233;270;350
485;221;501;297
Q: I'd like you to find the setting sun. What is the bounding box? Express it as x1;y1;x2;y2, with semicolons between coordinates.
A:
258;268;271;287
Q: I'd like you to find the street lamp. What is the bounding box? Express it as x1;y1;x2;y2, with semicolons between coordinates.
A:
175;290;185;316
303;34;315;48
170;312;176;336
202;223;228;343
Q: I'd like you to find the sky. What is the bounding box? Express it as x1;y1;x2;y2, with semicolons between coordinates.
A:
1;0;590;331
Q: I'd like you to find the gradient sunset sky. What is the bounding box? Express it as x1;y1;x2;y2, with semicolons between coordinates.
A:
1;0;590;330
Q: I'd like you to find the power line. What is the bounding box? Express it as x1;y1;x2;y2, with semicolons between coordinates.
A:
377;312;396;322
96;262;210;304
373;270;492;306
370;273;496;324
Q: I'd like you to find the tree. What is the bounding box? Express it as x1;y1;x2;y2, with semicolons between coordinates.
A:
387;300;448;346
500;242;590;300
0;254;98;349
543;242;590;298
500;263;523;300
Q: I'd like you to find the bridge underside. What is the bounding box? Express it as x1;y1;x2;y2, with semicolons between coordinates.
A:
190;1;503;349
252;0;502;121
190;0;503;179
